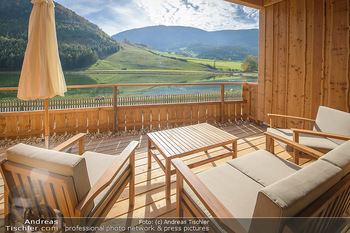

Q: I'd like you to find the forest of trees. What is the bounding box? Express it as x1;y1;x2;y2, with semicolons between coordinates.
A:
0;0;120;71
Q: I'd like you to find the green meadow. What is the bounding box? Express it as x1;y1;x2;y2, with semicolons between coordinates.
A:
88;43;243;72
0;43;257;99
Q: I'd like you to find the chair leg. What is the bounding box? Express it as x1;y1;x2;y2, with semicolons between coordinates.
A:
294;149;300;165
176;171;183;218
129;151;135;208
129;178;135;208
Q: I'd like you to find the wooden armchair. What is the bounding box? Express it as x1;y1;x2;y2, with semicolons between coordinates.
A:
0;134;139;230
268;106;350;164
173;132;350;233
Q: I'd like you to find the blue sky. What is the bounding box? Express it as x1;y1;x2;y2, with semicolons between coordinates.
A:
54;0;259;36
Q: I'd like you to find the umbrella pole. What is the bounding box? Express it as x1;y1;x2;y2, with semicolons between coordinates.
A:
44;98;50;149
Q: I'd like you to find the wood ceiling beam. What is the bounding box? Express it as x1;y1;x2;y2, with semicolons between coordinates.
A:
224;0;263;9
225;0;287;8
263;0;286;7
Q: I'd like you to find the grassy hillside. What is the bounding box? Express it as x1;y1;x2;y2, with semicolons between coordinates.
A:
0;0;119;71
88;43;242;72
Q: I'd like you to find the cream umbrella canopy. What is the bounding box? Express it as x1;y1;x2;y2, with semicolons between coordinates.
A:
18;0;67;148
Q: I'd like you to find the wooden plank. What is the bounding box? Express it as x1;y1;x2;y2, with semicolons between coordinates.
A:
287;0;306;128
99;109;109;133
221;84;225;123
311;0;324;118
264;0;286;7
117;108;126;131
322;0;332;108
49;114;55;135
151;107;159;129
30;115;43;138
241;83;248;120
235;103;242;120
77;111;88;133
66;113;77;134
327;0;349;112
198;105;206;123
125;108;135;131
258;8;267;123
54;113;66;135
183;106;191;125
304;0;314;124
224;0;263;9
176;105;184;126
0;116;5;139
5;116;17;138
275;1;288;128
134;108;143;130
215;104;221;123
206;105;215;123
113;86;118;132
265;5;274;125
88;111;98;133
142;107;151;128
224;101;230;121
18;115;30;136
167;106;177;127
159;107;168;128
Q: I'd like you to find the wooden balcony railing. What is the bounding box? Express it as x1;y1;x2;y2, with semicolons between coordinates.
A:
0;82;258;139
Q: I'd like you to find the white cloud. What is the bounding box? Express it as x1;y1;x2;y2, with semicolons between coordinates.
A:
54;0;259;35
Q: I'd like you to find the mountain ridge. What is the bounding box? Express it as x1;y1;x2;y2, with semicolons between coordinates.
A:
112;25;258;55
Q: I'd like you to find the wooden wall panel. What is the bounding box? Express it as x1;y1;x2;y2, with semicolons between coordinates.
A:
275;1;288;127
287;0;306;127
265;6;274;122
258;9;267;122
259;0;350;126
326;0;350;112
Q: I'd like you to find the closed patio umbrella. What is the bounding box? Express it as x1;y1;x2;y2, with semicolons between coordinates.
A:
18;0;67;148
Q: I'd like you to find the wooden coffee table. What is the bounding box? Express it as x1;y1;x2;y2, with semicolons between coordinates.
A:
147;123;238;199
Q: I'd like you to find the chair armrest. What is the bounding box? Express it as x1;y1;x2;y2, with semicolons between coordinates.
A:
52;133;86;155
75;141;139;216
268;113;315;128
172;158;247;233
291;128;350;141
264;131;324;159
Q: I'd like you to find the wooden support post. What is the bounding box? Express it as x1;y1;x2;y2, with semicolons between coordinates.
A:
113;86;118;132
242;83;248;120
293;131;300;165
221;84;225;123
79;136;85;155
266;134;274;154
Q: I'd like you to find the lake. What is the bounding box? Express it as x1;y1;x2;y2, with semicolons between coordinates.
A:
0;72;258;99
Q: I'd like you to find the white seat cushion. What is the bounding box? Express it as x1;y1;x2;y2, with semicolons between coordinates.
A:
267;128;338;152
251;160;342;233
184;163;263;231
314;106;350;145
82;151;129;217
6;143;91;206
227;150;301;187
320;140;350;177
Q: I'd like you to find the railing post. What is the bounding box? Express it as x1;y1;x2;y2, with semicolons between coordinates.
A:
242;83;248;120
113;86;118;132
221;84;225;123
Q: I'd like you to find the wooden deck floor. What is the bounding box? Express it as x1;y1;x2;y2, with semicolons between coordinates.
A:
0;121;315;222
